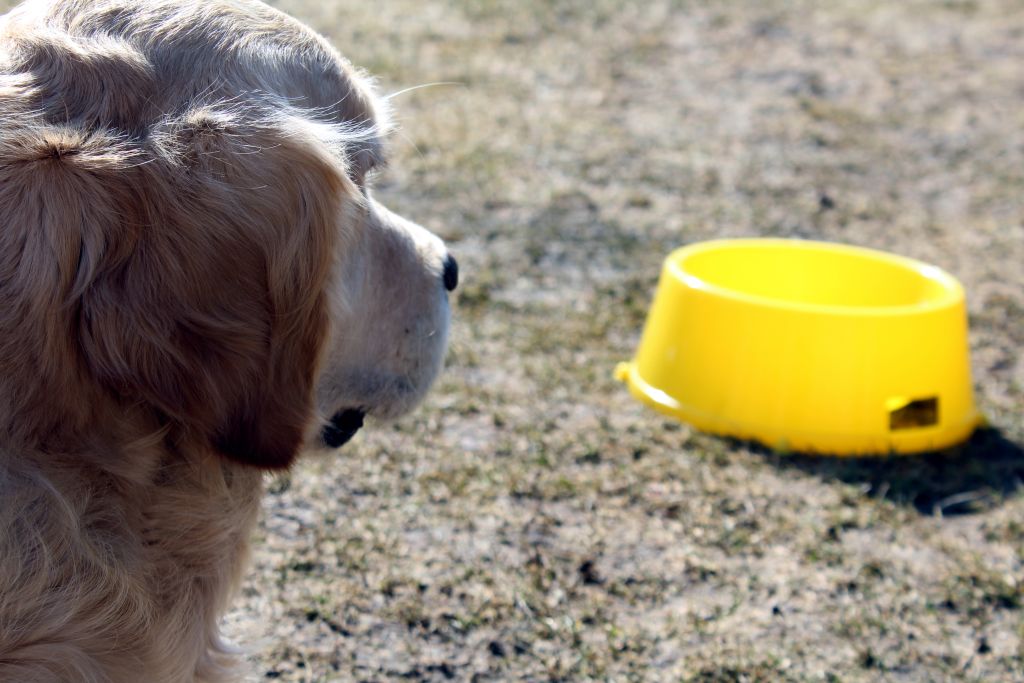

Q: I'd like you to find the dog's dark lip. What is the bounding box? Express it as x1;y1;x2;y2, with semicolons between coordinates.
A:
322;409;365;448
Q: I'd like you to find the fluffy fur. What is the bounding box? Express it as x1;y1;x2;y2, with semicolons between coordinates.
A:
0;1;453;680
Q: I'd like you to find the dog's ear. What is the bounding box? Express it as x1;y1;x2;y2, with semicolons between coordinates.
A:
0;112;347;469
119;110;347;470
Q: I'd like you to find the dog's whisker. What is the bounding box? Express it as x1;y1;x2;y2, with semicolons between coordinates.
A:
382;81;464;101
390;125;427;163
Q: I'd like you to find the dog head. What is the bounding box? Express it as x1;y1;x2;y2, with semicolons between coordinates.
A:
0;0;453;469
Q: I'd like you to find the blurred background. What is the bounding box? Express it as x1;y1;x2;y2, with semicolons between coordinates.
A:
229;1;1022;680
7;0;1018;679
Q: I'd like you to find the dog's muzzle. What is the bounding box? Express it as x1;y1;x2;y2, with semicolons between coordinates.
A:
322;409;365;448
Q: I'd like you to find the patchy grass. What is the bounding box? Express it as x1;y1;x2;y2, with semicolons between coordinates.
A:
4;0;1019;679
224;3;1024;681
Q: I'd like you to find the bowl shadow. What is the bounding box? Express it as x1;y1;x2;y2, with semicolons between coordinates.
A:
756;427;1024;515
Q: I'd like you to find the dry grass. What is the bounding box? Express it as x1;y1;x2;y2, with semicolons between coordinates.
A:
7;0;1023;680
227;1;1022;680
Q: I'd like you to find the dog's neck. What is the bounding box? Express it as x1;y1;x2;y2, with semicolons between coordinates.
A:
0;437;264;682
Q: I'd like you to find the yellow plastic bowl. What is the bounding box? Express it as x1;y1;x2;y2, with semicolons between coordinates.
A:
616;239;979;455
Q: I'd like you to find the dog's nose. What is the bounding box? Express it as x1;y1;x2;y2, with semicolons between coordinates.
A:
442;253;459;292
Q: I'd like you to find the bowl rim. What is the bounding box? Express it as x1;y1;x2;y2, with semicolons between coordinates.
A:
668;238;965;317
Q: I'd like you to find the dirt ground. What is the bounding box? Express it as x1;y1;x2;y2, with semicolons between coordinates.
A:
6;0;1016;679
218;0;1024;681
219;1;1024;680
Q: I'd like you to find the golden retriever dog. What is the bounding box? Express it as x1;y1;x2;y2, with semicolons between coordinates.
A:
0;0;456;680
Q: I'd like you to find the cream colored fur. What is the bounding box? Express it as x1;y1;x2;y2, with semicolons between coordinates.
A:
0;1;452;680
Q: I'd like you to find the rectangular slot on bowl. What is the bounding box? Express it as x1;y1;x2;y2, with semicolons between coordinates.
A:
889;397;939;430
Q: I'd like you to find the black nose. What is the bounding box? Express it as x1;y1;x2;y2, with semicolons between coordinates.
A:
442;253;459;292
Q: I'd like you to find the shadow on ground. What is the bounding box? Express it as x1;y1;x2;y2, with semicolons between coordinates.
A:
761;428;1024;515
